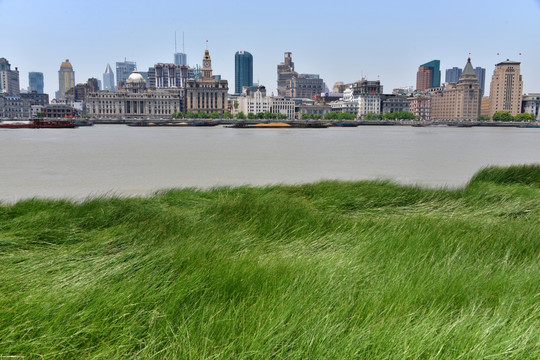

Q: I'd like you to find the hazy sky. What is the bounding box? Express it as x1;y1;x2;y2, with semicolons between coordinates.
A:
1;0;539;97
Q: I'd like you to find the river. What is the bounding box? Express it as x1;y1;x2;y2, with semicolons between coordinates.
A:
1;125;539;202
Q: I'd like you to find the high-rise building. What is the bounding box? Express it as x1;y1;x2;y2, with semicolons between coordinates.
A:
235;51;253;94
116;60;136;88
28;72;44;93
58;59;75;100
148;64;188;88
174;53;187;66
430;58;482;121
0;57;20;96
488;59;523;117
474;67;486;96
103;64;115;91
416;60;440;91
445;67;462;83
276;52;323;99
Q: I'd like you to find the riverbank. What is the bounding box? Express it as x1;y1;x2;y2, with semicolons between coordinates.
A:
1;165;539;358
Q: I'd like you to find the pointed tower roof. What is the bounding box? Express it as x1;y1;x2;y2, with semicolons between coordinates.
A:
104;63;113;74
458;58;479;84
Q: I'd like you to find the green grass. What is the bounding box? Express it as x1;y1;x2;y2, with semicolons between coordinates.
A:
1;165;539;359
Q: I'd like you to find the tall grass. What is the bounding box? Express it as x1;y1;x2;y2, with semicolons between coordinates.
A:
1;165;539;359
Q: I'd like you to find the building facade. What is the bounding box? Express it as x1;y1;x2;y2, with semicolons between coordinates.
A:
408;94;431;121
58;59;75;100
430;58;482;121
148;64;188;88
488;59;523;117
445;67;462;83
0;58;20;96
474;67;486;96
116;60;136;88
0;94;31;118
28;72;44;93
522;93;540;121
380;94;410;114
174;52;187;66
235;51;253;94
416;60;440;91
103;64;115;91
20;91;49;107
276;52;323;99
269;97;295;119
185;50;228;114
236;87;270;115
344;79;383;117
87;71;183;120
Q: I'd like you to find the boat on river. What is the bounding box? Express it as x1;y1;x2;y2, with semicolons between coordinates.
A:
0;119;77;129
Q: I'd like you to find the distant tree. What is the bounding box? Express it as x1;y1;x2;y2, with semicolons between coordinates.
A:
197;111;207;119
256;112;265;119
278;113;288;120
477;115;490;121
185;111;198;119
209;112;220;119
492;111;514;122
247;112;256;120
223;111;233;119
364;113;379;120
234;101;239;110
514;113;534;122
236;111;246;120
36;111;43;118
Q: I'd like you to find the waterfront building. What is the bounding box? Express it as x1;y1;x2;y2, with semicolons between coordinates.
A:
20;91;49;107
392;86;414;96
103;64;115;91
0;94;31;118
42;104;75;118
28;72;44;93
235;51;253;94
522;93;540;121
430;58;482;121
488;59;523;117
0;58;20;96
58;59;75;100
185;50;228;114
87;70;183;120
269;96;296;119
236;87;271;115
474;67;486;96
408;93;431;121
276;52;323;99
344;79;383;117
445;67;462;83
330;100;358;116
480;97;490;117
116;60;136;88
380;94;410;114
416;60;440;91
296;102;332;119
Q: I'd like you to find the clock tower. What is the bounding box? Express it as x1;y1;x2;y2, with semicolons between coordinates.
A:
202;50;213;81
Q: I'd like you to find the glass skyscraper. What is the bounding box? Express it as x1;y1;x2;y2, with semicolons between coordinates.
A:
116;60;136;87
445;67;462;83
174;53;187;66
474;67;486;96
28;72;44;93
103;63;115;91
235;51;253;94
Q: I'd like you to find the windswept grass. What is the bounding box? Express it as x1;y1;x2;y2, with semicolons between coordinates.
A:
1;165;539;359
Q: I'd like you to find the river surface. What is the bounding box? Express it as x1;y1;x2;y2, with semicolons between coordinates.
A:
1;125;539;202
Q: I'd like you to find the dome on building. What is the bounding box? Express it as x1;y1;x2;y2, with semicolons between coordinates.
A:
126;71;145;84
60;59;72;68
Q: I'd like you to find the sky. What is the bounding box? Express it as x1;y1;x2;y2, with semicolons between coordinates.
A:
1;0;539;97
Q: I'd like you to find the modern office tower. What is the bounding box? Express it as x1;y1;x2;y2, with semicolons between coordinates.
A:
235;51;253;94
116;60;136;88
185;50;229;114
474;67;486;96
58;59;75;100
431;58;482;121
147;64;188;88
276;52;323;99
445;67;462;83
416;60;440;90
103;63;115;91
174;53;187;66
488;59;523;117
0;57;20;95
28;72;44;93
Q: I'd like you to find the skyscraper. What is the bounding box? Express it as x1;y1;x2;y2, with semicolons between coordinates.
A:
235;51;253;94
103;63;115;91
416;60;440;90
116;60;136;88
58;59;75;100
488;59;523;117
445;67;462;83
28;72;44;93
0;57;20;96
174;53;187;66
474;67;486;96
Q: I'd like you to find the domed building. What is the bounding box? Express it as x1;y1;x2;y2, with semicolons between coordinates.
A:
87;70;183;121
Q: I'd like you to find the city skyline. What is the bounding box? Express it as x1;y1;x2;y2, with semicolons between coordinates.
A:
1;0;539;98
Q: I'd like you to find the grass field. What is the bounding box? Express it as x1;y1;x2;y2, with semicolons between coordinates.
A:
1;165;539;359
